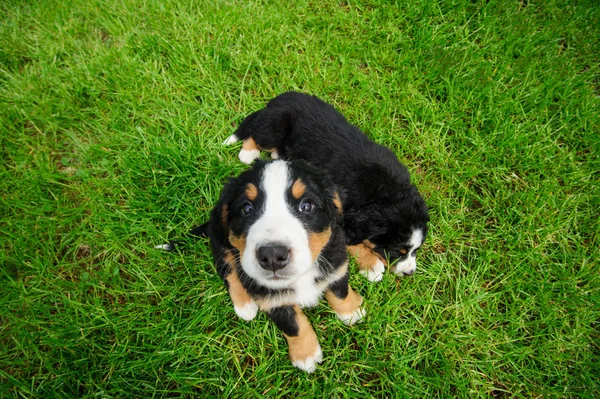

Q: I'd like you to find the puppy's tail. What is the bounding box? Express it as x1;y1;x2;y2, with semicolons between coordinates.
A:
155;222;209;252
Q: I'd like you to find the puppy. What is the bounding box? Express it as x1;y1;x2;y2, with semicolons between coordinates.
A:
160;160;365;372
224;92;429;282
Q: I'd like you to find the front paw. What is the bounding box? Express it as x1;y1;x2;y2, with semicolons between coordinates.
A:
336;307;366;326
291;344;323;373
234;301;259;321
359;258;385;282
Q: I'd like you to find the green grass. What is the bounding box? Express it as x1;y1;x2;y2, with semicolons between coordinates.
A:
1;0;599;397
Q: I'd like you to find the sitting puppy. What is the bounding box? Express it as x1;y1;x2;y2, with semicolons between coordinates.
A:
159;160;364;372
224;92;429;282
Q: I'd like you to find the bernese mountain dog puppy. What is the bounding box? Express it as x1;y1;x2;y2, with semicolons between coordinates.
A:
223;92;430;282
159;160;365;372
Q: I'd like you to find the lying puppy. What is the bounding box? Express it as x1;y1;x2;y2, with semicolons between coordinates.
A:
224;92;429;282
159;160;364;372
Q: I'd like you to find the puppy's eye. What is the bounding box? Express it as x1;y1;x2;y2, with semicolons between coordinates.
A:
241;202;254;216
299;200;315;213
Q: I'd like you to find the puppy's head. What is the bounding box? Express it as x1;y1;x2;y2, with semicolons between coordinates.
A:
215;160;342;289
346;178;429;276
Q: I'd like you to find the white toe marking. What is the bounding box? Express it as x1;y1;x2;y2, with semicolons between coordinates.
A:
238;149;260;164
271;150;279;160
223;134;239;145
292;345;323;373
359;258;385;282
155;243;173;251
337;307;366;326
234;301;259;321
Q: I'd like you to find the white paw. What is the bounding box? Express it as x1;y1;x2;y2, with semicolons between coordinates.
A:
359;259;385;282
234;301;259;321
292;345;323;373
154;243;173;251
336;307;366;326
394;257;417;276
271;151;279;160
223;134;239;145
238;149;260;164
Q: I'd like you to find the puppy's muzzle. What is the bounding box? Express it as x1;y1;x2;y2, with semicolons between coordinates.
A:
256;244;291;271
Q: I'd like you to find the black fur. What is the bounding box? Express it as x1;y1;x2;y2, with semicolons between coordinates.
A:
232;92;430;264
267;306;299;337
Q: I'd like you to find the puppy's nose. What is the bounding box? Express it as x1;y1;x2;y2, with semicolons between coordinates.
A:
256;245;290;271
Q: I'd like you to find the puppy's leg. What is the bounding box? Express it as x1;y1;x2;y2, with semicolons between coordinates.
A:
224;268;258;321
223;110;261;145
226;108;287;163
325;274;365;326
238;137;261;164
219;251;258;321
268;305;323;373
347;243;386;282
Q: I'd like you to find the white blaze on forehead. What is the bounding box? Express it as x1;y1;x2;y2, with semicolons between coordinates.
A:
409;229;423;249
241;160;314;289
261;161;293;211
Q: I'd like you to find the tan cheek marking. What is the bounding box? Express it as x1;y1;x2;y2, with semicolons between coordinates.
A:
308;228;332;262
347;242;386;271
224;260;253;309
284;306;320;364
333;192;343;215
245;183;258;201
242;137;259;151
229;232;246;257
221;204;229;228
325;286;363;315
291;179;307;200
223;250;236;266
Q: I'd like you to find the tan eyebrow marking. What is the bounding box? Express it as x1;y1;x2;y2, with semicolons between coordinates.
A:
333;192;342;215
291;179;307;200
245;183;258;201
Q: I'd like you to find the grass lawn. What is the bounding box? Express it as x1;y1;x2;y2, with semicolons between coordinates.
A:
1;0;599;397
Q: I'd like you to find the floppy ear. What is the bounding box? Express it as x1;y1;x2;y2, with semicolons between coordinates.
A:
208;178;238;248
